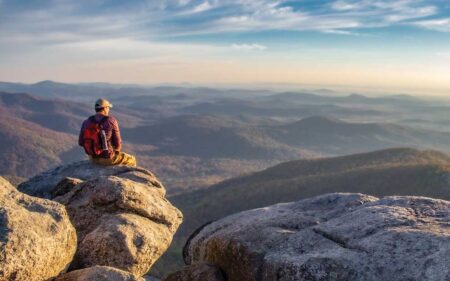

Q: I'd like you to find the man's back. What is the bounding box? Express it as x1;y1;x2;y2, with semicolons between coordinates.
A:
79;114;121;159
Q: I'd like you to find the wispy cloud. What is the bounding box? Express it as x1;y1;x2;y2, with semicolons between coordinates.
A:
328;0;438;27
190;1;213;13
231;43;267;51
1;0;449;89
0;0;447;50
413;18;450;32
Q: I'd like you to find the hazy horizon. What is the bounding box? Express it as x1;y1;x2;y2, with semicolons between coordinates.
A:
1;79;449;99
1;0;449;94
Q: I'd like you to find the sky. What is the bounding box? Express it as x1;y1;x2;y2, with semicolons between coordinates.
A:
0;0;449;94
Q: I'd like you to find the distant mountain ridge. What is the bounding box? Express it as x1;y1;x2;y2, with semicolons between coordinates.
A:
0;92;142;133
267;115;450;154
0;92;144;178
123;114;315;160
0;113;79;177
2;90;450;182
124;113;450;158
0;81;276;102
2;89;450;198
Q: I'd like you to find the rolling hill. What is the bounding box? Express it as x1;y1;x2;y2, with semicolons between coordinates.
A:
181;97;383;118
2;90;450;197
0;92;143;133
0;93;318;192
123;115;315;160
124;114;450;159
0;92;144;177
171;147;450;235
4;90;450;194
266;116;450;154
0;112;81;177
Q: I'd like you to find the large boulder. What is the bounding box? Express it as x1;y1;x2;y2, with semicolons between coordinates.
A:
19;162;183;277
183;193;450;281
55;266;145;281
18;160;164;199
0;177;77;281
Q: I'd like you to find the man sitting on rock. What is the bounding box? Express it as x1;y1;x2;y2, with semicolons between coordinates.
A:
78;98;136;166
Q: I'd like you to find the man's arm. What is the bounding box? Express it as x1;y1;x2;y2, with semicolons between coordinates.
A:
111;117;122;152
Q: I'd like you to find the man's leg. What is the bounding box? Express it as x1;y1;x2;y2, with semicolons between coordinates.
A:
112;152;137;167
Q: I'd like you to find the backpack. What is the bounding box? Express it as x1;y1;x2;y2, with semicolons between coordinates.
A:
81;116;109;156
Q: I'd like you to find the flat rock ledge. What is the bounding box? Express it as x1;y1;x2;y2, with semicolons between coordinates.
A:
182;193;450;281
18;160;165;199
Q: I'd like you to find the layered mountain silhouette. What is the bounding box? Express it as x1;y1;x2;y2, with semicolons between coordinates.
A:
123;115;314;160
181;97;382;118
0;81;273;102
0;92;142;178
124;114;450;158
267;116;450;154
0;91;90;134
0;112;79;177
2;90;450;183
0;92;142;133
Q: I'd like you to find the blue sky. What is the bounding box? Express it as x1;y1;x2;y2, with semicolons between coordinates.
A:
0;0;449;93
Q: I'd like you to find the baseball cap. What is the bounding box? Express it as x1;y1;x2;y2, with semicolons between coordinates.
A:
95;98;113;109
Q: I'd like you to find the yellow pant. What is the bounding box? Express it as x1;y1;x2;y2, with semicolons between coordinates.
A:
91;152;137;167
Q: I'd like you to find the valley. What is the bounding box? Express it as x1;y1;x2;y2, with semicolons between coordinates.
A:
1;82;450;194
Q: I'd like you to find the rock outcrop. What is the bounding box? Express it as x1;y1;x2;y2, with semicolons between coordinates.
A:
18;161;183;278
55;266;145;281
182;193;450;281
19;160;164;199
0;177;77;281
